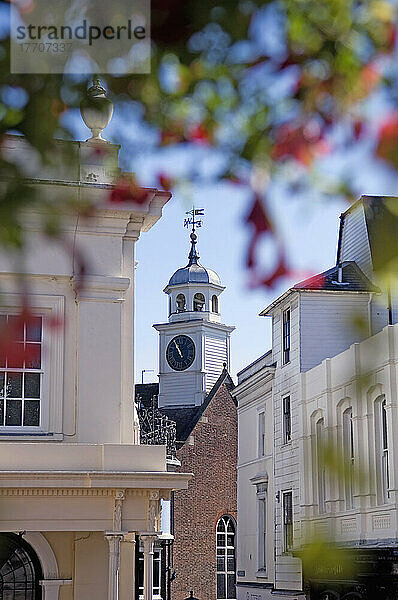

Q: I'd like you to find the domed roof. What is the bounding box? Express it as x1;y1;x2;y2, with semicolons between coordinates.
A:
168;262;221;286
167;231;221;287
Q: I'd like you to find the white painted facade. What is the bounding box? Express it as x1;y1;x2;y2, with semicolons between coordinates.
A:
234;352;275;600
300;324;398;544
235;196;398;600
0;132;191;600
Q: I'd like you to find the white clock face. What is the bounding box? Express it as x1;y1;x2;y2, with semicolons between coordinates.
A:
166;335;195;371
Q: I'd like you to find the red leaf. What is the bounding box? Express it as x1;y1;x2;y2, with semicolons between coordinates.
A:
245;195;273;269
246;195;272;235
0;309;48;369
157;172;174;192
271;120;328;166
353;120;364;140
361;62;380;94
188;123;211;145
376;113;398;169
110;176;150;205
260;254;290;288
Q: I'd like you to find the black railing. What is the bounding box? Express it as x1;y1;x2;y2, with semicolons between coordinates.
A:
137;396;177;459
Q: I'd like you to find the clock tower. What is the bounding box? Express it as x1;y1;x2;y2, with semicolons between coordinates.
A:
154;214;234;408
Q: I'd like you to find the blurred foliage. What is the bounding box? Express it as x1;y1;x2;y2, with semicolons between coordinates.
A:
0;0;396;286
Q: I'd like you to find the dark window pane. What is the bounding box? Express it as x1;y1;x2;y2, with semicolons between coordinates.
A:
26;317;42;342
7;342;24;368
227;520;234;532
217;557;224;572
227;574;236;599
227;534;234;546
0;399;3;425
217;534;225;547
23;400;40;426
227;548;235;555
227;556;235;572
217;520;224;532
6;400;22;425
24;373;40;398
25;344;41;369
0;373;4;396
8;315;24;341
217;574;226;599
6;373;22;397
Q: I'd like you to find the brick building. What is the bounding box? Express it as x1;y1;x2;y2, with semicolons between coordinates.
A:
137;368;237;600
135;219;237;600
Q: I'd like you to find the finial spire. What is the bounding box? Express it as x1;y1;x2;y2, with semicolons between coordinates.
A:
184;207;204;265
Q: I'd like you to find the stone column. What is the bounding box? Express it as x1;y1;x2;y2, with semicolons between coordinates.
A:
105;534;124;600
139;534;158;600
119;534;136;600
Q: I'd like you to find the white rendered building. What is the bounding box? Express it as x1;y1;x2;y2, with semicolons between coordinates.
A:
0;82;190;600
234;196;398;600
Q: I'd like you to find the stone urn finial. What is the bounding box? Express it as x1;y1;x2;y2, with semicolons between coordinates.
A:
80;76;113;141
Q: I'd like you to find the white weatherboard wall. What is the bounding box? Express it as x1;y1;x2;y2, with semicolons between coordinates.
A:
299;291;372;373
271;293;304;595
339;204;373;277
204;328;229;391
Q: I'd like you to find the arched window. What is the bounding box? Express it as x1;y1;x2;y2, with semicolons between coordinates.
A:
216;516;236;600
212;295;219;313
193;293;205;312
316;418;326;514
0;533;43;599
343;407;354;509
375;396;390;504
168;296;172;316
176;294;186;312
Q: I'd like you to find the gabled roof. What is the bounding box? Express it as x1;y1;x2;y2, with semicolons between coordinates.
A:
135;368;235;444
337;195;398;272
294;261;380;292
260;261;379;316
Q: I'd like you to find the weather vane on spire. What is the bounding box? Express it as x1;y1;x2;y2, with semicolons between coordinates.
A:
184;207;204;264
184;207;204;233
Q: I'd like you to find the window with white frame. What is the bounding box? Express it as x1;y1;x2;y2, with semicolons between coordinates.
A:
282;308;290;365
0;295;64;437
375;395;390;505
0;313;43;428
316;418;326;514
258;411;266;457
342;407;354;509
282;491;293;553
216;515;236;600
138;545;162;599
282;396;291;443
256;483;267;573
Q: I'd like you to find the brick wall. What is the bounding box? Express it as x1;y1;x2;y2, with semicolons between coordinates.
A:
172;383;237;600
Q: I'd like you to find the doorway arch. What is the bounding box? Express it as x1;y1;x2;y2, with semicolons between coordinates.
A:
0;532;43;599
